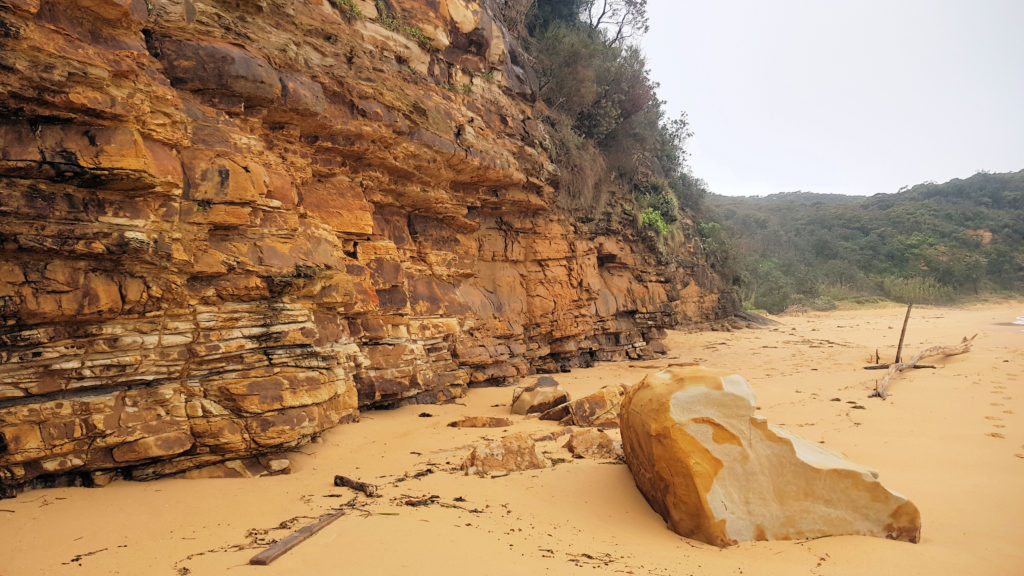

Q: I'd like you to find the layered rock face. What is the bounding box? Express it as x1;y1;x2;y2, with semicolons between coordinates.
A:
0;0;735;491
620;366;921;547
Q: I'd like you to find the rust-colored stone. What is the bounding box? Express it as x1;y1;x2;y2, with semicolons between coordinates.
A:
563;428;621;460
461;432;550;476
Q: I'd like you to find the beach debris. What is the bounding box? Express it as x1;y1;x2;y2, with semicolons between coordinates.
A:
540;384;629;427
461;432;551;476
394;467;435;483
531;427;575;443
333;475;379;497
563;429;622;460
863;304;936;371
248;509;347;566
447;416;513;428
869;334;977;399
620;366;921;547
402;495;440;507
511;377;570;415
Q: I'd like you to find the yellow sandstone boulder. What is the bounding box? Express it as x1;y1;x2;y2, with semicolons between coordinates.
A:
620;366;921;547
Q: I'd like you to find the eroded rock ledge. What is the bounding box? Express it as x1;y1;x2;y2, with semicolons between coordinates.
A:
0;0;736;492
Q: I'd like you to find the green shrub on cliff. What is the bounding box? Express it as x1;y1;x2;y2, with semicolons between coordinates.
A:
641;207;668;234
330;0;362;20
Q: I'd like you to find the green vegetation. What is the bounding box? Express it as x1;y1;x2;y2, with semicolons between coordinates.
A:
709;171;1024;312
523;0;712;234
330;0;362;20
376;1;431;46
641;207;668;234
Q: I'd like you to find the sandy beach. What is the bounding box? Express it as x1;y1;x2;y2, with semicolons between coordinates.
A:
1;302;1022;575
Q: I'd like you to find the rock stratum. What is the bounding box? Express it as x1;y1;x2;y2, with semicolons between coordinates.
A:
0;0;735;493
620;366;921;546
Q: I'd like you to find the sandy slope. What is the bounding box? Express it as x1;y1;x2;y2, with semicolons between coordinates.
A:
2;302;1022;575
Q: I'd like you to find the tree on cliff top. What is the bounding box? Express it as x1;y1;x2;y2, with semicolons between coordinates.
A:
530;0;649;47
525;0;709;230
582;0;649;46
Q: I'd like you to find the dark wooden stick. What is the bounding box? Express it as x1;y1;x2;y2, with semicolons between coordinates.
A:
894;303;913;363
333;475;378;497
248;509;346;566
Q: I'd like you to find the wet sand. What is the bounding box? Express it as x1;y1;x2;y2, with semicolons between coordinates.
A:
2;302;1022;575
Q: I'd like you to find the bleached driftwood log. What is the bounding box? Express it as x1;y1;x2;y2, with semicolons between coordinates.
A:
870;334;977;399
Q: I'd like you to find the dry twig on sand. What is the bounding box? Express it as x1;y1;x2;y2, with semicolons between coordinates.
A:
869;334;977;399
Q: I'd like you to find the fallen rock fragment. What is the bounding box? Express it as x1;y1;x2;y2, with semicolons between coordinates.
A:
620;366;921;547
447;416;513;428
461;433;551;476
540;384;629;427
563;429;622;460
511;377;570;415
531;427;575;443
180;456;291;479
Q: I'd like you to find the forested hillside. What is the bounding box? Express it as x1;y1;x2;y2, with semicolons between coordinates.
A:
709;170;1024;312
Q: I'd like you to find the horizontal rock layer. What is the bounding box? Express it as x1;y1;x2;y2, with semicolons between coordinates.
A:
0;0;735;491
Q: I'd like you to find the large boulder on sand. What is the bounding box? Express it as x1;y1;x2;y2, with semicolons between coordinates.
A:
620;366;921;547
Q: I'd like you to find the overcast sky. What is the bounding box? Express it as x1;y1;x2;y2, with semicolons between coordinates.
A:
642;0;1024;197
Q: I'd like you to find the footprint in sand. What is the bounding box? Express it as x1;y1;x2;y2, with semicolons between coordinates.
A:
985;416;1003;421
991;402;1005;407
1004;410;1016;415
986;432;1006;439
1003;396;1013;401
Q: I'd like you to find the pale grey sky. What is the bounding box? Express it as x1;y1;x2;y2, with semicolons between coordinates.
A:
642;0;1024;196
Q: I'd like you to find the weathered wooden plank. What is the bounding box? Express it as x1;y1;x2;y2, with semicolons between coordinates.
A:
248;509;346;566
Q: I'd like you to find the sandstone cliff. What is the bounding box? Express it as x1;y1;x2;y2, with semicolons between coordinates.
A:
0;0;736;492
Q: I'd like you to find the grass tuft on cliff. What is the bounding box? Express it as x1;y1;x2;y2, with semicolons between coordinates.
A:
376;1;431;46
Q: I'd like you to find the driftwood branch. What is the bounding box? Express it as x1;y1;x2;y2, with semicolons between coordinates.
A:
248;509;346;566
870;334;977;399
333;475;378;497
